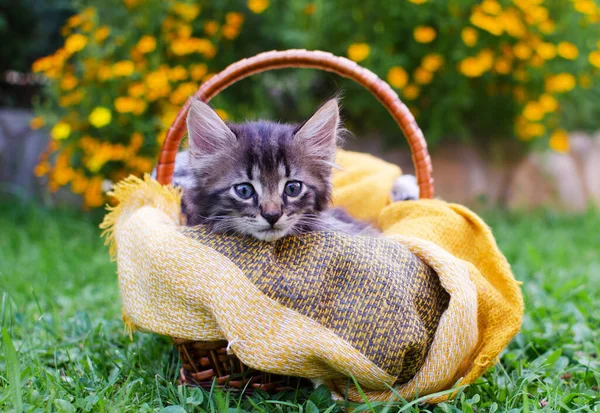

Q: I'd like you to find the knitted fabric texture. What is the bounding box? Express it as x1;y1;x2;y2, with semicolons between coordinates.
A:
101;149;523;403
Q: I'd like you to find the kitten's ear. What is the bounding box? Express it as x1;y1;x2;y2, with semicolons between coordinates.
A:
186;99;237;156
294;98;340;160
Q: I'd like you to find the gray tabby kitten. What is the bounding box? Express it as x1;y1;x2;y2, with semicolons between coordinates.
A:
172;98;418;241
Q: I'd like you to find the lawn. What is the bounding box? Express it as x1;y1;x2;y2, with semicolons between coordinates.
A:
1;199;599;412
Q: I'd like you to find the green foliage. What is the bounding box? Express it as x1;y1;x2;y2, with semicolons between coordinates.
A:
1;198;599;411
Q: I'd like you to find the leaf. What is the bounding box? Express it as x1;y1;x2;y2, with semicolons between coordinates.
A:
3;328;23;413
54;399;76;413
305;400;319;413
160;406;187;413
309;384;333;408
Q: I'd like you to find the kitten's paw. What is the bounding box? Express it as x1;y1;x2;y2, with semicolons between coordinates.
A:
391;175;419;202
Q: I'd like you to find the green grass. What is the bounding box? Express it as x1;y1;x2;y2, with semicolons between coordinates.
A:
1;199;599;412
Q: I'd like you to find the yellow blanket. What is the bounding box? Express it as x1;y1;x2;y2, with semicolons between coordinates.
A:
101;150;523;403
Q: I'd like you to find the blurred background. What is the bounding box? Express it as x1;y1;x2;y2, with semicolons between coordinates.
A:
1;0;599;211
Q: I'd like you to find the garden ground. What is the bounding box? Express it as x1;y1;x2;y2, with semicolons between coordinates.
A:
0;199;599;412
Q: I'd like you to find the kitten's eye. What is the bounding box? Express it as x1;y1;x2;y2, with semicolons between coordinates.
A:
233;183;255;199
284;181;303;197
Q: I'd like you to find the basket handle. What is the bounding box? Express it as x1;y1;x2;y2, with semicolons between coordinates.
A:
156;49;434;198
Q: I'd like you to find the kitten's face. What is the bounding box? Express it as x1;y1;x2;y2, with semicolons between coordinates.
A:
183;99;339;241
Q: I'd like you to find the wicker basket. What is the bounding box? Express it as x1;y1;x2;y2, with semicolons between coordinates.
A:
156;49;434;392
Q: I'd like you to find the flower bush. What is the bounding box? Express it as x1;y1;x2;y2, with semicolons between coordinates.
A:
32;0;600;208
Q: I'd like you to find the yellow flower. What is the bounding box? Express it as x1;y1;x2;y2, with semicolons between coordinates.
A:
172;3;201;21
89;107;112;128
190;64;208;81
574;0;596;15
545;73;576;93
128;82;146;97
421;53;444;71
51;122;71;140
414;67;433;84
94;26;111;43
115;97;147;114
539;94;558;112
523;101;544;121
459;49;493;77
170;38;215;58
513;43;532;60
248;0;269;13
177;24;193;39
538;19;555;34
226;12;245;27
30;116;45;130
136;35;157;53
168;65;188;81
537;42;556;60
513;86;526;103
204;20;220;36
347;43;370;62
112;60;135;77
387;66;408;89
498;9;526;37
589;51;600;68
408;0;427;3
170;82;198;105
64;33;88;54
413;26;436;43
60;73;78;90
403;84;421;100
470;9;503;35
557;42;579;60
494;57;511;74
523;123;545;139
481;0;502;15
549;129;569;153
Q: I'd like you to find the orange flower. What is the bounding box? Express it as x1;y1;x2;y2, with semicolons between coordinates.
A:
248;0;269;13
136;35;157;53
387;66;408;89
64;34;88;54
421;54;444;71
403;84;421;100
413;26;436;43
347;43;370;62
204;20;220;36
190;64;207;81
225;12;245;27
414;67;433;84
30;116;45;130
94;26;110;43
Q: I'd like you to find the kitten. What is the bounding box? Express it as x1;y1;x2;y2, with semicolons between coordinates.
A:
169;98;418;241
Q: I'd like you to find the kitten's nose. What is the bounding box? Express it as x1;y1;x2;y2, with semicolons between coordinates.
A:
261;210;282;226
